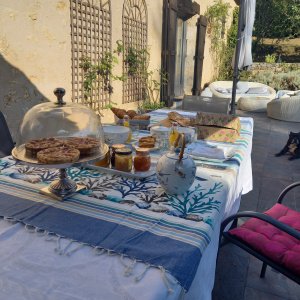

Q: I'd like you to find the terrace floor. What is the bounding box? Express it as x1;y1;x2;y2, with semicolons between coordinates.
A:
213;110;300;300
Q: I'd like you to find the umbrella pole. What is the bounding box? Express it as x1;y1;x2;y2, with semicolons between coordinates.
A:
230;0;245;115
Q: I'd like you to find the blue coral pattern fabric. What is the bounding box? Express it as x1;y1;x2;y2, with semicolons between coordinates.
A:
0;110;253;291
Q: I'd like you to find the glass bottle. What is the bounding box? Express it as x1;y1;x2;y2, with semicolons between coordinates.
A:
169;122;179;148
134;148;151;172
115;147;133;172
123;115;132;143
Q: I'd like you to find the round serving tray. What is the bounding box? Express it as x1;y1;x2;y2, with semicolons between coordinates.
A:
12;143;109;169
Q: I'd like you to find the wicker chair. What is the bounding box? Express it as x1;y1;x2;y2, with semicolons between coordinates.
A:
220;182;300;284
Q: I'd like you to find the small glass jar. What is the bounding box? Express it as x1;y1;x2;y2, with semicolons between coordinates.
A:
134;148;151;172
115;148;133;172
94;150;110;167
111;144;126;167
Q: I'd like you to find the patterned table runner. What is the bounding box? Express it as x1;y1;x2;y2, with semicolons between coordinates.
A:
0;111;253;291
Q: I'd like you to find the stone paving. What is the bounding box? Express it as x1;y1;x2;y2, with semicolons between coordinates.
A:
213;110;300;300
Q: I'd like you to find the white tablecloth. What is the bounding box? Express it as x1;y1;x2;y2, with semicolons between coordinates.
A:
0;113;253;300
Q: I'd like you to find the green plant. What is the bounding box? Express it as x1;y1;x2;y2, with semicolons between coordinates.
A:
205;0;231;76
79;42;126;113
122;45;167;110
124;47;146;76
265;54;277;63
240;68;300;91
218;7;239;80
139;50;167;110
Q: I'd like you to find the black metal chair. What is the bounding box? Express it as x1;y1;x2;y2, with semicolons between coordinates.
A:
220;182;300;284
0;111;14;158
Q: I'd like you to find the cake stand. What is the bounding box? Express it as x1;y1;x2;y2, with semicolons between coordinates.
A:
12;144;109;200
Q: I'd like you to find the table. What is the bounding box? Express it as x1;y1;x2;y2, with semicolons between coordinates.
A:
0;110;253;300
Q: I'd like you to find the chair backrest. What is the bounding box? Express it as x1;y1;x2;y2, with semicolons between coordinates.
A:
0;111;14;157
182;95;230;114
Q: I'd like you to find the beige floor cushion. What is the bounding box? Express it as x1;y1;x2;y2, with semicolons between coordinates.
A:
237;97;272;112
267;96;300;122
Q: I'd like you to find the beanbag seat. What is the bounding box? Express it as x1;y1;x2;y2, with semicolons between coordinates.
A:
267;96;300;122
237;96;272;112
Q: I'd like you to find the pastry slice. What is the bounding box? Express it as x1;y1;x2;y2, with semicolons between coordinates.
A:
63;137;101;155
25;138;63;157
37;146;80;164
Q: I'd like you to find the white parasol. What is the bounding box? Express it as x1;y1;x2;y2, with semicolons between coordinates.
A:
237;0;256;69
230;0;256;114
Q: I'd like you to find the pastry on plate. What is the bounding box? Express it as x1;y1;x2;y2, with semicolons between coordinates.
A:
37;146;80;164
138;136;156;148
63;137;101;155
25;137;63;157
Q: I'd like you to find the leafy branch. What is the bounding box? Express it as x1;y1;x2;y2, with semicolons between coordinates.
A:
205;0;231;76
166;182;223;215
115;176;157;198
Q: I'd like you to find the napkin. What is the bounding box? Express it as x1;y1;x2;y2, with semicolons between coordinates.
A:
186;142;234;160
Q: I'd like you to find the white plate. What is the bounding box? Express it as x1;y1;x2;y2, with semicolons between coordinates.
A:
86;163;156;179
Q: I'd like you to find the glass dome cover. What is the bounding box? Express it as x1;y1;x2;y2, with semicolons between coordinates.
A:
14;88;107;165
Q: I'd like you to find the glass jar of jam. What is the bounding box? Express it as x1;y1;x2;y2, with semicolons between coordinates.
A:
134;148;151;172
94;150;110;167
111;144;126;167
115;148;133;172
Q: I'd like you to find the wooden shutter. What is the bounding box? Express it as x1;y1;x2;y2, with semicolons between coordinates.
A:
192;15;207;96
161;0;178;107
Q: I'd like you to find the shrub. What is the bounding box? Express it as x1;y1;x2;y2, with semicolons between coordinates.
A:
240;69;300;91
265;54;277;63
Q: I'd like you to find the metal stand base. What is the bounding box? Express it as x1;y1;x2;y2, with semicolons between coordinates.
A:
40;168;85;201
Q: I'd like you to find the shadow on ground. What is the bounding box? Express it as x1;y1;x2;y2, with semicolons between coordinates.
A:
213;110;300;300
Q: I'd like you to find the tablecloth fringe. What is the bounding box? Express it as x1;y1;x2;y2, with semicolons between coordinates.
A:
1;216;184;295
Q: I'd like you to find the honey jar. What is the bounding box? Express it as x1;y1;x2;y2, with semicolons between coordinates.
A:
115;147;133;172
94;150;110;167
111;144;126;167
134;148;151;172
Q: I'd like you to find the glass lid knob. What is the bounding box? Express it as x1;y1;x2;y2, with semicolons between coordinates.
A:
54;87;66;105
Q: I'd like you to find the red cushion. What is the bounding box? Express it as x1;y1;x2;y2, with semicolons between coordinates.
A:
229;203;300;276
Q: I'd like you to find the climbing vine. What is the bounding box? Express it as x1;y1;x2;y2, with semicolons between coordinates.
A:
218;7;239;80
205;0;231;76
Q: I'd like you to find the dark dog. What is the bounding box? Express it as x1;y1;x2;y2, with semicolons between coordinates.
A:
276;132;300;160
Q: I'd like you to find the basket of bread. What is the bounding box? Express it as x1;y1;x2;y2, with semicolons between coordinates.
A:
111;107;150;130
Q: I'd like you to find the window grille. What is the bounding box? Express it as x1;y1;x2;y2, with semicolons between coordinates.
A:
122;0;148;104
70;0;111;111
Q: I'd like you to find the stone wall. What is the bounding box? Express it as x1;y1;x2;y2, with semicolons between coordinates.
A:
0;0;236;139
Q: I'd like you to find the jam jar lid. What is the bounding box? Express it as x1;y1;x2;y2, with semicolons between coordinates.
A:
111;144;126;151
135;147;150;155
115;147;132;155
